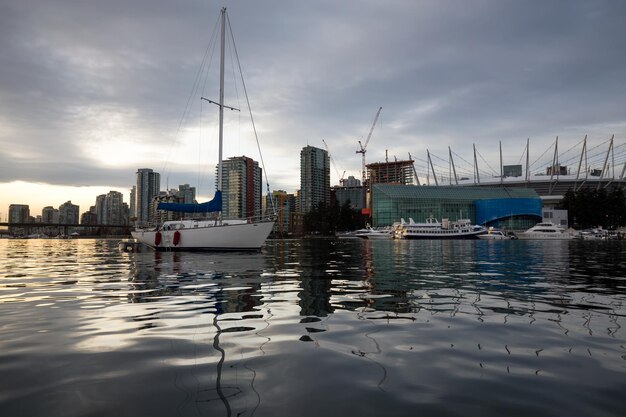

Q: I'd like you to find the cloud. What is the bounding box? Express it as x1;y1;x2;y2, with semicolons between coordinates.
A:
1;0;625;211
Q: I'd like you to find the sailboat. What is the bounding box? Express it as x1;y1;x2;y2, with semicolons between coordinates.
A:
131;8;275;250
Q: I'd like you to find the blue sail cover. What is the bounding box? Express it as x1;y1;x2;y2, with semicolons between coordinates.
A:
157;191;222;213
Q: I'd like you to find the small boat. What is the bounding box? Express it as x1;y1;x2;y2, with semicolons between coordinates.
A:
336;225;392;239
393;217;486;240
131;8;274;251
575;229;608;240
352;225;393;240
118;238;150;252
516;222;573;240
477;228;516;240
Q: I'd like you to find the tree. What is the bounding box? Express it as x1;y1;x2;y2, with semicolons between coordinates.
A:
559;187;626;229
303;201;366;235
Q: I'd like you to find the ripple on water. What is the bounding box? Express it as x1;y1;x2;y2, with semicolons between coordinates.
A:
0;238;625;416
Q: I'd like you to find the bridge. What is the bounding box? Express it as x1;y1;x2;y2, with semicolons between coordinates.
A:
0;222;131;237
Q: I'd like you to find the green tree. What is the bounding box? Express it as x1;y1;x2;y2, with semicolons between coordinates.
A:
559;187;626;229
303;201;366;235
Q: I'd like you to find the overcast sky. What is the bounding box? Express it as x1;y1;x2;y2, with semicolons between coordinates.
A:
1;0;625;216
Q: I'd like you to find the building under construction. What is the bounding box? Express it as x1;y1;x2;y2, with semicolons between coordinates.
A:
366;159;416;186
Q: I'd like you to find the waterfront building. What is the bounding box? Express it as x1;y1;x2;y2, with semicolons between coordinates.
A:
59;201;80;224
136;168;160;227
299;146;330;213
151;192;178;225
9;204;30;223
129;186;136;219
371;184;541;229
177;184;196;204
105;191;124;225
217;156;262;220
334;176;364;210
151;184;198;224
267;190;296;235
95;194;107;224
81;208;97;225
41;206;59;223
429;137;625;211
367;159;416;186
542;208;569;228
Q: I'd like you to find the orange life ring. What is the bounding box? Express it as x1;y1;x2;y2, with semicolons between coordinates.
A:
155;231;162;246
173;230;181;246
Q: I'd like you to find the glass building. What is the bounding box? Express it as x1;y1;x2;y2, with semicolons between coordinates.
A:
372;184;541;230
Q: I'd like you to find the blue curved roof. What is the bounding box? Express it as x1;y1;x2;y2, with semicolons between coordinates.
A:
474;198;541;225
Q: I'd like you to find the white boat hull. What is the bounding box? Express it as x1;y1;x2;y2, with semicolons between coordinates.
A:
478;234;510;240
131;221;274;250
356;233;392;240
516;233;573;240
400;231;485;240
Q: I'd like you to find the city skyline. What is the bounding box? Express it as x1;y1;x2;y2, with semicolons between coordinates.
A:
2;1;625;216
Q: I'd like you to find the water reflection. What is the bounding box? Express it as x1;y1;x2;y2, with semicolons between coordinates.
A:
0;238;625;417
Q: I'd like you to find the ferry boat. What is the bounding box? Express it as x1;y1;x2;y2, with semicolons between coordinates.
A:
393;217;487;240
516;222;573;240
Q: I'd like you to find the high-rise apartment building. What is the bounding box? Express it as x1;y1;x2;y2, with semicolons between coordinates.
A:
105;191;124;225
59;201;79;224
335;176;364;210
81;207;97;225
8;204;30;223
135;168;160;226
95;194;107;224
217;156;262;220
129;186;136;219
299;146;330;213
41;206;59;223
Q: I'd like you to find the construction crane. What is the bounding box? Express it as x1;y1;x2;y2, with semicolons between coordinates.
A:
322;139;345;186
356;107;382;187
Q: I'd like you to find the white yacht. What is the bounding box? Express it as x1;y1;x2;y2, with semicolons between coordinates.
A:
131;8;274;250
336;225;392;240
517;222;573;240
352;225;393;240
478;228;515;240
394;217;486;240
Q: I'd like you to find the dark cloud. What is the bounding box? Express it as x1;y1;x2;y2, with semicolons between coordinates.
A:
1;0;625;195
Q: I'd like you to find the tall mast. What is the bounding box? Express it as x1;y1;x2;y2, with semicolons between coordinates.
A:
499;141;503;185
217;7;226;192
427;149;438;186
575;135;586;181
473;143;480;184
525;138;530;184
449;146;458;185
549;136;558;194
408;152;420;185
598;134;614;189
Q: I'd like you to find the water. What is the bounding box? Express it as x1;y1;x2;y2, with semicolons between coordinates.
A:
0;238;625;417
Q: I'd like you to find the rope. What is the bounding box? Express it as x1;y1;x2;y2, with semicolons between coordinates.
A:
226;12;277;217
